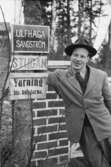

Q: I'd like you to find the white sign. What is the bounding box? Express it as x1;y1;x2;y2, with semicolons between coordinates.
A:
9;73;48;100
11;55;48;71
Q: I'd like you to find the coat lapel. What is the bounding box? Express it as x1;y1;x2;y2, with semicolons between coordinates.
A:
67;66;96;96
84;66;96;96
67;68;82;95
70;76;83;94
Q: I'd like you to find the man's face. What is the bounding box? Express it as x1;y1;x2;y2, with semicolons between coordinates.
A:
70;47;89;71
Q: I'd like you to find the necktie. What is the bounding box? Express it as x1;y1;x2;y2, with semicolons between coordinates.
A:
75;72;86;93
75;72;84;82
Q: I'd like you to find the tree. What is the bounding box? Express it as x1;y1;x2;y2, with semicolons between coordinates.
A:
23;0;43;25
50;0;105;59
97;21;111;72
22;0;105;60
52;0;72;59
77;0;104;41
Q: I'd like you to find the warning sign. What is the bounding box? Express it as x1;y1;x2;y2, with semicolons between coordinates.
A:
9;73;48;100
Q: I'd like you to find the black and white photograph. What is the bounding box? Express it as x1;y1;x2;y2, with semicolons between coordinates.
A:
0;0;111;167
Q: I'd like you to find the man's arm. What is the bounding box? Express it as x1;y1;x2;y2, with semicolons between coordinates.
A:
47;71;58;87
47;70;61;95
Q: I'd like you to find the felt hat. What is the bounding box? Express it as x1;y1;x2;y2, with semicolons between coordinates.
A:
65;37;97;57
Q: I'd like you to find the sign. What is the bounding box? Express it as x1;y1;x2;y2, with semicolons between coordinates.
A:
11;55;48;71
9;73;48;100
12;24;49;53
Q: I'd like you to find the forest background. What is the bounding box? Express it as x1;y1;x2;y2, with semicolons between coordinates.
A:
22;0;111;73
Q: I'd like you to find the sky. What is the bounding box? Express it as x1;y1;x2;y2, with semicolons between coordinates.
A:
94;2;111;49
0;0;23;24
0;0;111;55
0;0;15;23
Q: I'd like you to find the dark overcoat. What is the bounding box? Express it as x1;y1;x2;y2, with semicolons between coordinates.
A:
47;66;111;143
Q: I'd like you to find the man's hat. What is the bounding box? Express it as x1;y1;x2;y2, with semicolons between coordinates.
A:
65;37;97;57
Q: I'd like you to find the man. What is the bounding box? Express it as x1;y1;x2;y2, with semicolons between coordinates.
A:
47;37;111;167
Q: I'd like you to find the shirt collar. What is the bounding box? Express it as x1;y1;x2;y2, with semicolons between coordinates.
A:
67;65;90;78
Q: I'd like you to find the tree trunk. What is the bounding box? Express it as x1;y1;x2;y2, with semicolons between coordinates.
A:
89;0;92;42
23;0;43;25
66;0;71;44
50;0;58;52
78;0;84;37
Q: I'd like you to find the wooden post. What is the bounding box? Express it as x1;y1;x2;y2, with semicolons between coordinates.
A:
11;100;15;147
0;100;2;167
